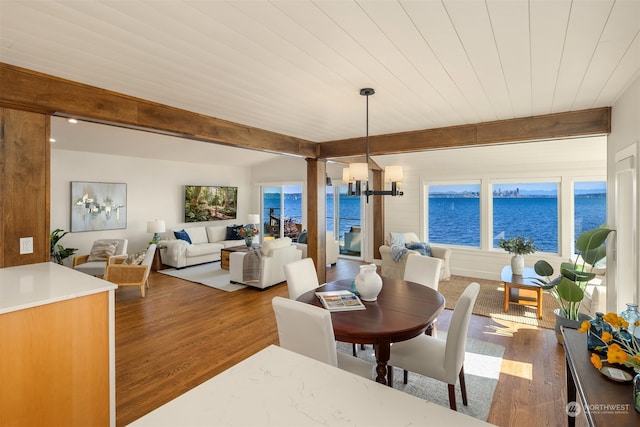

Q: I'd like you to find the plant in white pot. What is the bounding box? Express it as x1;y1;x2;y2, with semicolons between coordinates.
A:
533;225;614;342
497;236;537;275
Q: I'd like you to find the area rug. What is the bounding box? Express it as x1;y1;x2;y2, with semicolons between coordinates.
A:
158;262;246;292
337;333;505;421
441;275;556;329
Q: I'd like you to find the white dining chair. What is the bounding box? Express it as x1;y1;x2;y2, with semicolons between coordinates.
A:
284;258;360;356
387;282;480;411
403;254;442;291
272;297;373;379
404;254;443;336
284;257;320;299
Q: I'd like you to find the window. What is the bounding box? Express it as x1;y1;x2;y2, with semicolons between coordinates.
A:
261;184;303;240
337;184;362;257
574;181;606;240
428;183;480;247
492;182;558;253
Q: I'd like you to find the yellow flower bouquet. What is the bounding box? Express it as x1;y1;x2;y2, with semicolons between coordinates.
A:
579;313;640;371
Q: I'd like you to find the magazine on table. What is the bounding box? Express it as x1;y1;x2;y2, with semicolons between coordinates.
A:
315;290;366;311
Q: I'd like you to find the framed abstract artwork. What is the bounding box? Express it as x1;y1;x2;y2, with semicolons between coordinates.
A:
71;181;127;232
185;185;237;222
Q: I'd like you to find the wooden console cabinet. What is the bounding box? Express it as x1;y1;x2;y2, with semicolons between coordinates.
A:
0;263;116;426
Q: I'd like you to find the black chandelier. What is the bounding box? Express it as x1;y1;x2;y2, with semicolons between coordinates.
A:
342;88;404;203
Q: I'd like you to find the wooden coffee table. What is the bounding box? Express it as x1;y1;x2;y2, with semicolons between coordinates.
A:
502;265;543;319
220;245;252;270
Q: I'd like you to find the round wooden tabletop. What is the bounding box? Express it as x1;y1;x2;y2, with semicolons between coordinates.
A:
297;277;445;384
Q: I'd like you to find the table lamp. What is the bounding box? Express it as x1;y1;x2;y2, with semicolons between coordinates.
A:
147;219;166;244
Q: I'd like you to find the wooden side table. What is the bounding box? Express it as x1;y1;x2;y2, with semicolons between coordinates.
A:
151;246;166;272
501;265;543;319
220;245;252;270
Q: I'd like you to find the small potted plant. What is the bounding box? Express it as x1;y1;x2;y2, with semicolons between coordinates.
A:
238;224;259;248
50;228;78;265
497;235;537;275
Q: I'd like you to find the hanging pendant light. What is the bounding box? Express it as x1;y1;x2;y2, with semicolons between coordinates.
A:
342;88;404;202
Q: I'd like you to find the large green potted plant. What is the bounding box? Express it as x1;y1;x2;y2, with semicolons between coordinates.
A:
50;228;78;265
497;235;537;275
533;225;614;341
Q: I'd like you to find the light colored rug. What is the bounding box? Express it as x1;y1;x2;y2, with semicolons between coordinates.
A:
440;275;557;329
337;333;504;421
158;262;246;292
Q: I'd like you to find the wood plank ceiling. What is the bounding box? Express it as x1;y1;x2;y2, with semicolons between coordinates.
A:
0;0;638;166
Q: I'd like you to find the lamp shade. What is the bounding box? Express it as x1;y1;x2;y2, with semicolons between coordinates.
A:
384;165;403;183
342;168;352;184
349;163;369;181
247;214;260;225
147;219;166;233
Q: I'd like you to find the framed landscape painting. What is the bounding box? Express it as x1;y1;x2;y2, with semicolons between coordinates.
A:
71;181;127;232
185;185;237;222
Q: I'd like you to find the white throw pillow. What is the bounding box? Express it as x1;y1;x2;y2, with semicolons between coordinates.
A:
186;227;208;245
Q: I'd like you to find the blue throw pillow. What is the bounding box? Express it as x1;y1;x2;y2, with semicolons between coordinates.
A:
298;230;308;244
225;225;243;240
405;242;432;257
174;229;192;244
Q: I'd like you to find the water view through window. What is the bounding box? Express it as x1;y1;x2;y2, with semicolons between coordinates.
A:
492;182;558;252
428;181;606;253
428;184;480;247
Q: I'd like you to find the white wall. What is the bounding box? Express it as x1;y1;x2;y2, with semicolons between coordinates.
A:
608;74;640;311
51;149;253;257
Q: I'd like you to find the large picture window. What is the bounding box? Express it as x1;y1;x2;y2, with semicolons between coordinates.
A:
574;181;607;241
428;183;480;247
492;182;558;253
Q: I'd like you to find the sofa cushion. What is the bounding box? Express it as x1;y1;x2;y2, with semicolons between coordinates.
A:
262;237;292;256
186;242;223;257
186;227;208;245
226;225;243;240
206;226;227;243
385;232;420;245
87;240;119;262
405;242;432;257
174;230;192;244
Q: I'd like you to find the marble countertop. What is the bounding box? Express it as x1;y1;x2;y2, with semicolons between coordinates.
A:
129;344;495;427
0;262;116;314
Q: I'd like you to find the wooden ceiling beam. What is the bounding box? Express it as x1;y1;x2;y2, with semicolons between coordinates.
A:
318;107;611;159
0;63;318;158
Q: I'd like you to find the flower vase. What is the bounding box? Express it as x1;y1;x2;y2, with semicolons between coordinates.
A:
634;369;640;413
621;303;640;337
511;255;524;275
244;237;253;248
355;264;383;302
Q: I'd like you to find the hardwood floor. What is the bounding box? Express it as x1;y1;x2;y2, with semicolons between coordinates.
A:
116;260;576;427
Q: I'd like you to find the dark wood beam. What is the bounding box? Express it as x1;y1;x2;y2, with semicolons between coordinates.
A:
318;107;611;159
0;63;317;158
305;159;327;284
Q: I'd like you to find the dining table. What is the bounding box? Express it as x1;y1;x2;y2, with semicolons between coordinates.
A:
296;277;445;385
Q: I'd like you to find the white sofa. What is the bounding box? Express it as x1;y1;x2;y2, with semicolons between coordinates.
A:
574;255;607;317
159;225;247;269
379;232;451;282
296;231;340;266
230;237;302;289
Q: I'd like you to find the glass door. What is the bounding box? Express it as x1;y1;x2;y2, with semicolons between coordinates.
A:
337;184;362;257
261;184;303;241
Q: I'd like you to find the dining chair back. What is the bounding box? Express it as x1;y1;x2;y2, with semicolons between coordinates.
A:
284;257;320;299
403;254;442;291
272;296;372;379
387;282;480;410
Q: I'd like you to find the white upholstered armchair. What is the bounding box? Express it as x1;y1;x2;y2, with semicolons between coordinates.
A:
230;237;302;289
379;232;451;282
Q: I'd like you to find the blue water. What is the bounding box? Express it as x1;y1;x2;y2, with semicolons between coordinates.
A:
265;193;606;253
428;196;606;252
263;193;360;240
